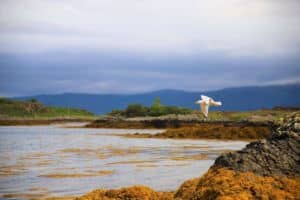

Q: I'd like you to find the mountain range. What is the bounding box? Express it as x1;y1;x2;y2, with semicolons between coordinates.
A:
16;84;300;114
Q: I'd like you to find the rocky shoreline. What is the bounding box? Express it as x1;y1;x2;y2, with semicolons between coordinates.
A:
85;115;276;129
75;112;300;200
87;115;275;140
213;115;300;177
119;124;272;140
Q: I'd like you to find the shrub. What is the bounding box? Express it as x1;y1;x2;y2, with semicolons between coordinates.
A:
28;98;38;103
125;104;149;117
108;97;192;117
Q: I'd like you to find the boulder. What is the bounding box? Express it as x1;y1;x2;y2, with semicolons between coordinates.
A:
213;112;300;177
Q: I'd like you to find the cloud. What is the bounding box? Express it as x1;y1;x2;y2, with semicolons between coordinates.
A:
0;0;300;56
1;51;299;96
0;0;299;96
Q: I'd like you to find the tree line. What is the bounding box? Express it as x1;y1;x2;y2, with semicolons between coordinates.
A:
109;98;192;117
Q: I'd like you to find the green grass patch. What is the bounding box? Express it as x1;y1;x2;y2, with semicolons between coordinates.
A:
0;97;94;119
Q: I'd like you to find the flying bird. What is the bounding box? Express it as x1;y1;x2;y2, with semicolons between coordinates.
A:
195;95;222;117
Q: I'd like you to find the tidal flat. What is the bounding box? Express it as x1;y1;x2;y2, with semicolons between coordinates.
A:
0;124;247;199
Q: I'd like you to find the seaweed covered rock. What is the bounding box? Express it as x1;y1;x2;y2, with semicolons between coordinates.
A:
175;168;300;200
152;124;272;140
213;112;300;177
75;185;173;200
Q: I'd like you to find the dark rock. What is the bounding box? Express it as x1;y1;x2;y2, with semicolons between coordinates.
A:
213;112;300;177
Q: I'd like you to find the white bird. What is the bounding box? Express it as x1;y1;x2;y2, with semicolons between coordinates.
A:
195;95;222;117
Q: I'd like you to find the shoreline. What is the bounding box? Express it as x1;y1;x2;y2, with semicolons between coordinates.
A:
0;118;93;126
113;133;259;142
74;112;300;200
85;116;276;129
0;116;276;141
86;116;275;140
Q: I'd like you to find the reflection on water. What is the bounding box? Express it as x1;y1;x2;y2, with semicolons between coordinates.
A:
0;124;247;198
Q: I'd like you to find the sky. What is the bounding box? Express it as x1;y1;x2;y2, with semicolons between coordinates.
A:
0;0;300;96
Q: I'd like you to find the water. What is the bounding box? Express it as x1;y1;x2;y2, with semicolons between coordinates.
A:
0;124;247;199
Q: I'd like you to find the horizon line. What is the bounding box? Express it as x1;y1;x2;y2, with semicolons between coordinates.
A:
6;82;300;98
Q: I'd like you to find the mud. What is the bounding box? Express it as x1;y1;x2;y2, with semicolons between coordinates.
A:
1;188;75;200
0;194;75;200
105;160;156;165
0;163;27;176
169;154;208;161
59;146;142;161
39;170;114;178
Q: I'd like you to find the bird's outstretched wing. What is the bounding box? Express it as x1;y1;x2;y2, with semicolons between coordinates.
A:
210;100;222;106
200;102;209;117
201;95;210;101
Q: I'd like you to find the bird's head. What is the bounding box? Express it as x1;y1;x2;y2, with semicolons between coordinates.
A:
195;100;202;104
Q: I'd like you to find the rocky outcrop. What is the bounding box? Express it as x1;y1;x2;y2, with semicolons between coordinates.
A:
86;115;274;129
175;168;300;200
213;112;300;177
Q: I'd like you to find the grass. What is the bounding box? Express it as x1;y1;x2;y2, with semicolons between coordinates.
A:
0;97;95;120
189;109;292;123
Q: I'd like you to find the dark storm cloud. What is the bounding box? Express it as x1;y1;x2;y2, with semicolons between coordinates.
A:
1;52;299;96
0;0;300;96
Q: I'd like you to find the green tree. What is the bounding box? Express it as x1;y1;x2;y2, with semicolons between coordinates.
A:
150;97;166;116
109;109;125;116
28;98;38;103
152;97;161;107
125;104;148;117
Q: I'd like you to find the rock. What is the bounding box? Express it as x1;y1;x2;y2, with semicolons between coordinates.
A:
175;168;300;200
75;185;173;200
213;112;300;177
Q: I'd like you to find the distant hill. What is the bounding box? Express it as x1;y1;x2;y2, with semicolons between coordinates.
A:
15;84;300;114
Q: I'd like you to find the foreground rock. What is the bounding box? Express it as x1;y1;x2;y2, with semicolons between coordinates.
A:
175;168;300;200
75;170;300;200
213;112;300;177
75;186;173;200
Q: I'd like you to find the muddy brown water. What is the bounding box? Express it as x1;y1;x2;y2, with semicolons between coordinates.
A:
0;124;247;199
